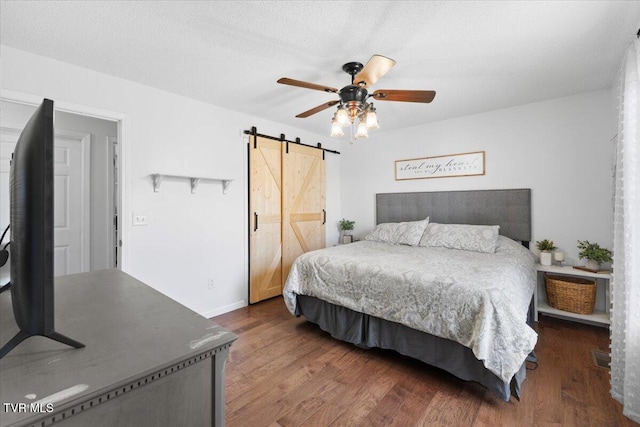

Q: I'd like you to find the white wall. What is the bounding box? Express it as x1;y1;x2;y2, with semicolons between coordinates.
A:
340;90;616;265
1;46;341;317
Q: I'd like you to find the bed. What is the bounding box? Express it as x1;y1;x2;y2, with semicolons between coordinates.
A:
282;189;538;401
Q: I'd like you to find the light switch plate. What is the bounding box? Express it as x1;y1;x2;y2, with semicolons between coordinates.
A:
133;212;148;226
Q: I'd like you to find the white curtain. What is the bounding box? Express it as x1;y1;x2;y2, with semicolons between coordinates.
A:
611;38;640;423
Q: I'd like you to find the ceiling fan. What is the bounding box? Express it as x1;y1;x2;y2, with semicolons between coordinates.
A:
277;55;436;139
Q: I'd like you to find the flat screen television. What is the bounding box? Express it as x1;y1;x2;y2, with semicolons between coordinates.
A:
0;98;84;359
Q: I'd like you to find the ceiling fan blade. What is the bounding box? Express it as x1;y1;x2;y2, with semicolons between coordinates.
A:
353;55;396;88
372;89;436;103
277;78;338;93
296;100;339;118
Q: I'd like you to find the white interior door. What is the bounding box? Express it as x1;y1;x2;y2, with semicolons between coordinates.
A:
53;131;90;276
0;127;90;277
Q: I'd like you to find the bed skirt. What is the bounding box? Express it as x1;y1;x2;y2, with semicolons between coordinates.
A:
295;294;527;401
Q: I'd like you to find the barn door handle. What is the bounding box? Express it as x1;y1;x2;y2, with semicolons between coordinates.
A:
322;209;326;225
254;212;259;232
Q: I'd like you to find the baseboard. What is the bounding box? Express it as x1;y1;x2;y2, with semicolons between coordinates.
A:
201;300;247;319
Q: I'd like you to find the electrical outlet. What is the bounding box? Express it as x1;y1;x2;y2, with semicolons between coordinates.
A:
207;279;215;290
132;212;148;226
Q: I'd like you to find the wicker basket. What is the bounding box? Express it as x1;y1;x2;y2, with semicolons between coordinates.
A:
545;274;596;314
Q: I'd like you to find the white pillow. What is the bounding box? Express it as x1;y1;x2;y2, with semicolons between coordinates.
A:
364;217;429;246
419;223;500;253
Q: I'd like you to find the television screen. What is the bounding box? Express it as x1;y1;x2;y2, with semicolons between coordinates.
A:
0;98;84;359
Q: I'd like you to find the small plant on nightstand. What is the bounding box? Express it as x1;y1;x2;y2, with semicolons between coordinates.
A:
577;240;612;271
339;218;355;244
536;239;557;266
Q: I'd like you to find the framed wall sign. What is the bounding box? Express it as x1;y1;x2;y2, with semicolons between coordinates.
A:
395;151;485;181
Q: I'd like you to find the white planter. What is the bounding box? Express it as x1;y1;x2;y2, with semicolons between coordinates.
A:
585;259;600;271
540;251;552;266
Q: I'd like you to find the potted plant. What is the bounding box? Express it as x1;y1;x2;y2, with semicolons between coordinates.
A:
536;239;557;266
339;218;355;244
577;240;612;271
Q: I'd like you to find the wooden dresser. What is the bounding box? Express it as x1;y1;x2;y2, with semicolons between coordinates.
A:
0;269;237;427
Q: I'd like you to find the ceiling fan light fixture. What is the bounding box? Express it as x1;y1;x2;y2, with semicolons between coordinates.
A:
330;115;344;137
345;101;363;124
335;106;350;127
364;105;379;130
355;121;369;139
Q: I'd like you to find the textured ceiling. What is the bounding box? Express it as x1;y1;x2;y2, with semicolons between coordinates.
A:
1;1;639;137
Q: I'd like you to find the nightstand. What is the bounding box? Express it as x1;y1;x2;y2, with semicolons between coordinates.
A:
534;264;611;327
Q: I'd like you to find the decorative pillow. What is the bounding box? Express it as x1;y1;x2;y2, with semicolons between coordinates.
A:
364;217;429;246
419;223;500;253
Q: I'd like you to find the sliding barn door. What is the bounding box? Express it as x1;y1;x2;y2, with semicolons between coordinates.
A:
282;143;326;283
249;136;283;304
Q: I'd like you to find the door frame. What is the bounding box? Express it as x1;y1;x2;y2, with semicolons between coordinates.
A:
108;135;120;269
1;89;131;271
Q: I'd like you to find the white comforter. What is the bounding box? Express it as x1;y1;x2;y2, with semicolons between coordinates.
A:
283;235;538;383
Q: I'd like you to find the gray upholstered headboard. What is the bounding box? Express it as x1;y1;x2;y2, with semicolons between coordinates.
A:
376;189;531;243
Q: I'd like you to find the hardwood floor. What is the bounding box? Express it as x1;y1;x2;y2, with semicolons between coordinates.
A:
213;297;638;427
